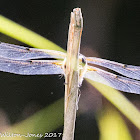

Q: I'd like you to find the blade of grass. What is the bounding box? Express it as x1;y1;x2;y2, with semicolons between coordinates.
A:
0;15;65;52
97;106;133;140
1;98;64;140
87;79;140;129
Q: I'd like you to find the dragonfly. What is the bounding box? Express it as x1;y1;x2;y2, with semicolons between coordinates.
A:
0;41;140;94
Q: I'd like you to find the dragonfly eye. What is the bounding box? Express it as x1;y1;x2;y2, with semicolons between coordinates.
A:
64;64;66;69
79;55;87;67
82;57;86;65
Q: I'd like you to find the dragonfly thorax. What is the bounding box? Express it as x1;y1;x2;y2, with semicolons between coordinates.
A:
62;54;87;87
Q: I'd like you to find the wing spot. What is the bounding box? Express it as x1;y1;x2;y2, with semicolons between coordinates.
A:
115;75;118;79
27;60;33;64
123;64;127;68
52;62;63;66
25;47;30;51
87;66;97;71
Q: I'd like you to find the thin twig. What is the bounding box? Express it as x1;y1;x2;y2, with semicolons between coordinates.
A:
62;8;83;140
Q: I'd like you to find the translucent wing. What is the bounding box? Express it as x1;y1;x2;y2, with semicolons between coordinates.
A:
0;42;66;60
86;57;140;80
0;57;64;75
84;66;140;94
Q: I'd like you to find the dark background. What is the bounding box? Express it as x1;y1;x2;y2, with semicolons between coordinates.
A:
0;0;140;139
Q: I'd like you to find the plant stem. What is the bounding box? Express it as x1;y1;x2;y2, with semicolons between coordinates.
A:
62;8;83;140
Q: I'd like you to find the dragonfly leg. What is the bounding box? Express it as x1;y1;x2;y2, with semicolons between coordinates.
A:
64;82;68;85
76;92;81;110
58;74;64;79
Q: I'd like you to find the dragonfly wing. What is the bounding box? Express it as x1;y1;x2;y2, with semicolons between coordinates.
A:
84;66;140;94
0;57;64;75
0;42;66;60
86;57;140;80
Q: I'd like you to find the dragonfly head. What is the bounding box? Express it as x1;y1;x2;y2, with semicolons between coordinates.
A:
79;54;87;68
79;54;87;87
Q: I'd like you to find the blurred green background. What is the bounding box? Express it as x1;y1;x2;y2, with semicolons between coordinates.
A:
0;0;140;140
